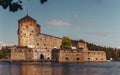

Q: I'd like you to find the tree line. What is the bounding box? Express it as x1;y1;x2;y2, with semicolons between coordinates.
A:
86;42;120;61
0;47;10;59
72;39;120;61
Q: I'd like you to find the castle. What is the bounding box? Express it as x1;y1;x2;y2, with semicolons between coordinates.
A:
10;15;106;62
11;15;62;60
52;41;106;62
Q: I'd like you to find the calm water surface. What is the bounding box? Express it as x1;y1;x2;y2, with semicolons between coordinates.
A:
0;61;120;75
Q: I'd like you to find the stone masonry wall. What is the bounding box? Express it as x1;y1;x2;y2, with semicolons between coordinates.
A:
83;51;106;61
52;49;106;63
58;50;84;62
10;46;33;60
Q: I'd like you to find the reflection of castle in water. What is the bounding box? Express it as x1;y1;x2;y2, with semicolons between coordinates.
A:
0;62;76;75
21;63;52;75
9;62;95;75
0;62;116;75
10;62;70;75
10;62;53;75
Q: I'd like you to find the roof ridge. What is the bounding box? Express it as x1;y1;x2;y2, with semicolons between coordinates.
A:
18;15;36;22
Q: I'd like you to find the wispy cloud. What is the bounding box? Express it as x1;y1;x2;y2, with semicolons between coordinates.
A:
47;20;72;26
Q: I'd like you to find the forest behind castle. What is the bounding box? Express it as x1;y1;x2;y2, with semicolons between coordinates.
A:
87;42;120;61
73;40;120;61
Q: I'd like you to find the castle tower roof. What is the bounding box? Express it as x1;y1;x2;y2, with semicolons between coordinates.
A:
79;40;86;43
18;15;36;22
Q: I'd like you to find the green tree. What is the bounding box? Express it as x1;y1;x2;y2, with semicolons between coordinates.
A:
0;0;47;12
0;47;10;59
60;36;72;49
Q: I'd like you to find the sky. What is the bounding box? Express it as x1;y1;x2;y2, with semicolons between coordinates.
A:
1;0;120;48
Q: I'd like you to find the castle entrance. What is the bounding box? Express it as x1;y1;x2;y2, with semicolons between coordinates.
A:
40;54;44;60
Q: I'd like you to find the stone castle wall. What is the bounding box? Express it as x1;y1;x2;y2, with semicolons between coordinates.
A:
58;50;85;62
52;49;106;63
34;33;62;50
83;51;106;61
10;46;33;60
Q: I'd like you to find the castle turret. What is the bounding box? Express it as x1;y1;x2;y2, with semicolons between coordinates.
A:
18;15;41;48
78;40;88;51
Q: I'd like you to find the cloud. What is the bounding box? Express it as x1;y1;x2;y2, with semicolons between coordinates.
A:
47;20;72;26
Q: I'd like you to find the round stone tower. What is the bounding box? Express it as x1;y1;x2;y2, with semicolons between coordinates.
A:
18;15;40;48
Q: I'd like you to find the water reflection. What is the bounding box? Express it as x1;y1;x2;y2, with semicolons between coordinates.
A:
10;63;21;75
21;63;52;75
0;62;120;75
0;62;11;75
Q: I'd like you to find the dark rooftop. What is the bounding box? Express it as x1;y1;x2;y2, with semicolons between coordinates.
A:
79;40;86;43
18;15;36;22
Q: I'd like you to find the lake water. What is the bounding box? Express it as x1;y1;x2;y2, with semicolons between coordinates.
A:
0;61;120;75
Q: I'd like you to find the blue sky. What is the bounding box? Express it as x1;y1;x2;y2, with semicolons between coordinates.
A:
1;0;120;48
